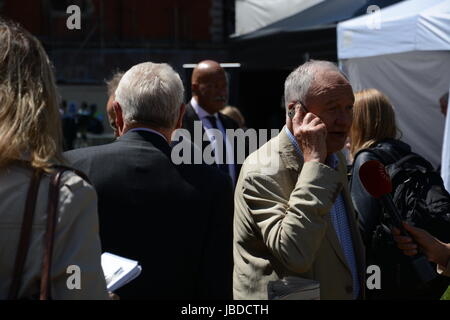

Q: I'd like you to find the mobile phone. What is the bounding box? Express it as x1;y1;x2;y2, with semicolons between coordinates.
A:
288;108;295;119
288;101;308;119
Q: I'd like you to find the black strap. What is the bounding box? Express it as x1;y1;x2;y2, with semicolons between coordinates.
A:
53;165;91;184
40;168;69;300
9;169;43;300
9;164;91;300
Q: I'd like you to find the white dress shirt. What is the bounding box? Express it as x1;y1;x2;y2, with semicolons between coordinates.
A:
191;97;236;185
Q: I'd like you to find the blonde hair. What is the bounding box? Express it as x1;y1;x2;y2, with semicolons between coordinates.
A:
221;105;246;128
350;88;399;157
0;19;63;171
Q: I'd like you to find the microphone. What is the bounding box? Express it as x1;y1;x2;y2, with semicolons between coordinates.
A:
359;160;437;284
359;160;404;230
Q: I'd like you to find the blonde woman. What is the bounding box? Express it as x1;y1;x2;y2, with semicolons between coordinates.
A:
349;88;450;299
349;89;402;244
0;19;109;299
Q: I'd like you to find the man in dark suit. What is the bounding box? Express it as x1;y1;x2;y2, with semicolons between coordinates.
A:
183;60;243;185
65;62;233;299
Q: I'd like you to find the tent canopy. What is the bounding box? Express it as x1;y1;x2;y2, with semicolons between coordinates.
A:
234;0;401;41
235;0;324;37
338;0;450;59
337;0;450;168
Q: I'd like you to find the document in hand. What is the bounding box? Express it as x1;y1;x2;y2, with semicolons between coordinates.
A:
267;277;320;300
101;252;142;292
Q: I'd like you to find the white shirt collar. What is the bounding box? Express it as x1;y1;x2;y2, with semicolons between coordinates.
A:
128;128;168;142
190;97;219;120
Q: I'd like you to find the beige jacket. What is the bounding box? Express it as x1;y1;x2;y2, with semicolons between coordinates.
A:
233;128;365;300
0;164;109;300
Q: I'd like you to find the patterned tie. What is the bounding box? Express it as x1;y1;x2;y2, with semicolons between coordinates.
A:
206;115;229;174
330;194;360;299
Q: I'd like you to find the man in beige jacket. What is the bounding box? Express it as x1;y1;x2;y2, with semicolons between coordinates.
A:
233;60;365;300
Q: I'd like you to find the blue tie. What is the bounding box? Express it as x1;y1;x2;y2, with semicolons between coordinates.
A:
330;194;360;299
207;116;228;174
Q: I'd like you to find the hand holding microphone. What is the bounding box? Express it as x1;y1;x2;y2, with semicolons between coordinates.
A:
359;160;438;284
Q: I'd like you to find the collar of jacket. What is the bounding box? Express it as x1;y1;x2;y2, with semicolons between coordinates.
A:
278;127;348;175
117;130;172;158
278;126;303;172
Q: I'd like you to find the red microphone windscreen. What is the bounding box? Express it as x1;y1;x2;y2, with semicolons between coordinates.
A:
358;160;392;198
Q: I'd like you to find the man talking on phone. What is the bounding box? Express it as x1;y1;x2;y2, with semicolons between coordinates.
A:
233;60;365;300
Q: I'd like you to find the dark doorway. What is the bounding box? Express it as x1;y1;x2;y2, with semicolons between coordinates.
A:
238;69;290;131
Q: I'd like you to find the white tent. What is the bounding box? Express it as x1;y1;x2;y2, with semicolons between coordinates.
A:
234;0;324;37
337;0;450;168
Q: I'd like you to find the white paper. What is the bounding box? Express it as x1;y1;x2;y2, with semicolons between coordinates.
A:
101;252;142;292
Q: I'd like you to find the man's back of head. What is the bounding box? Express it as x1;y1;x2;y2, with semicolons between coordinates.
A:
114;62;185;137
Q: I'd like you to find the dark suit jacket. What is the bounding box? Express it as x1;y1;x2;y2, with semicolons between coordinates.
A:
182;102;244;181
64;130;233;299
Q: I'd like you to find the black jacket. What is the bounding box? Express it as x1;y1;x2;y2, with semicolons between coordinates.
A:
65;130;234;299
350;139;450;300
350;138;411;244
182;102;244;182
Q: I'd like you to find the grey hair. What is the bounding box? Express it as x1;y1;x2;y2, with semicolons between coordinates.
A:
106;71;125;97
284;60;347;112
115;62;184;129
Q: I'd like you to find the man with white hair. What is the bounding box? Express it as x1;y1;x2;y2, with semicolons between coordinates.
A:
233;60;365;300
65;62;234;299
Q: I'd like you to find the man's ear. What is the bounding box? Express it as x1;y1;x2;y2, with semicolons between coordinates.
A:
113;101;125;136
191;83;198;96
175;103;186;130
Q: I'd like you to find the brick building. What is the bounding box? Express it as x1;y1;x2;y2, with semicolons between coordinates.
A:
0;0;235;84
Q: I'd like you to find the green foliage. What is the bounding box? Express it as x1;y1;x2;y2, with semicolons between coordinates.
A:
441;286;450;300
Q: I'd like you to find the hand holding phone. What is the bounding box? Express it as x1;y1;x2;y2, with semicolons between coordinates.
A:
288;100;308;119
290;101;327;163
